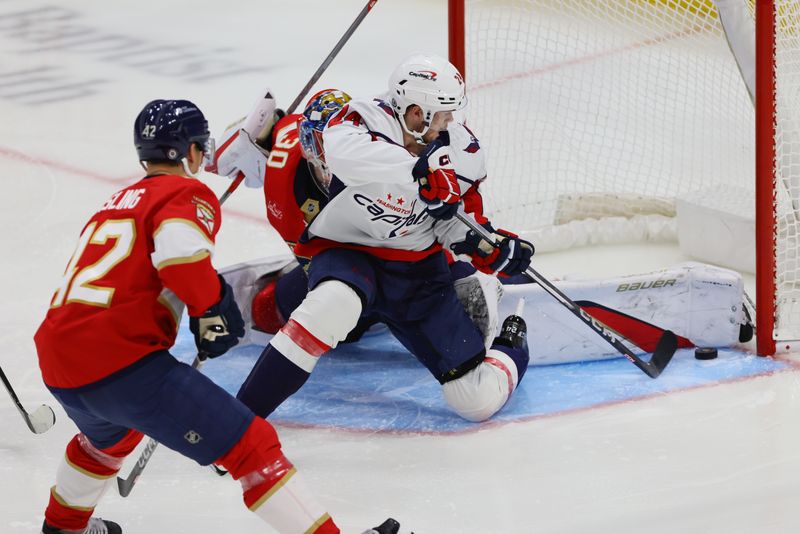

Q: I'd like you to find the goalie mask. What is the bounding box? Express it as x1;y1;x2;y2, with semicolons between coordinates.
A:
298;88;352;194
134;99;213;175
388;54;467;142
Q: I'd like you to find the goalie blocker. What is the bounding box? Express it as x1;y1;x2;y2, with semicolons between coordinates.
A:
221;254;751;365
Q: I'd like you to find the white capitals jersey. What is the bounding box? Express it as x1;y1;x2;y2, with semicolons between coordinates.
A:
302;96;487;260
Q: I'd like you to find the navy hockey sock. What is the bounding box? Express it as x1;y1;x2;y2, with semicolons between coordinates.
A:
236;345;310;418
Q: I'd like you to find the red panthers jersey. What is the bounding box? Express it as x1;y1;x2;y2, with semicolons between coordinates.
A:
35;174;222;388
263;114;330;249
263;114;306;247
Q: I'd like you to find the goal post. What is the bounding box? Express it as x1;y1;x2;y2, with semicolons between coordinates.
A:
448;0;800;356
755;0;776;355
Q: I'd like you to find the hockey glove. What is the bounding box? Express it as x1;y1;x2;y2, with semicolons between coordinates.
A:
189;275;246;359
413;132;461;220
453;226;535;277
475;229;534;277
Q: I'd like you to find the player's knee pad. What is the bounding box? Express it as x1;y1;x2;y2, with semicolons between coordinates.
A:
216;418;284;481
291;280;363;344
65;430;142;477
270;280;362;373
442;348;522;422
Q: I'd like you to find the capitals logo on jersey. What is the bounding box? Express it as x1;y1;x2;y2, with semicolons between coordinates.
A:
353;192;430;238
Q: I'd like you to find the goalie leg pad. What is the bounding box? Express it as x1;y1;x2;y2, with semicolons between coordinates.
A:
453;270;503;350
217;418;340;533
442;348;523;422
251;279;284;334
46;430;142;530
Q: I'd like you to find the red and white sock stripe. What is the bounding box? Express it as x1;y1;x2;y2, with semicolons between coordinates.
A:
270;318;331;373
217;419;340;533
45;430;142;531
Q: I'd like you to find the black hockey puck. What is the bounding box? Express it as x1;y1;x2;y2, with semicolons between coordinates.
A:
695;347;718;360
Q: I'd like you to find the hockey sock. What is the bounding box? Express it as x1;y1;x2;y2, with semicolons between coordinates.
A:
236;343;312;418
45;430;142;530
239;280;362;417
442;347;528;422
217;418;339;534
487;344;529;385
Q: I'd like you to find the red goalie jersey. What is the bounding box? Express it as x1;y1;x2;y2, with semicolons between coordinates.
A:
262;113;326;248
35;175;222;388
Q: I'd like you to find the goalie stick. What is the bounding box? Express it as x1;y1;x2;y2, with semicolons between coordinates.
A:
454;209;678;378
218;0;379;204
116;355;204;497
0;364;56;434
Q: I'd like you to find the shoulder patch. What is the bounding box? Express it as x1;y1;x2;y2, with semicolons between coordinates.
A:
373;99;395;117
192;195;216;234
462;123;480;153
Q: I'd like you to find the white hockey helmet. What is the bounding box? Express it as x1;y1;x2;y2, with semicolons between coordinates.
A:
388;54;467;140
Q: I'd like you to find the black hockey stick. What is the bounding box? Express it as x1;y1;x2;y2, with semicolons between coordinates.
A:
218;0;379;205
0;364;56;434
454;210;677;378
117;355;204;497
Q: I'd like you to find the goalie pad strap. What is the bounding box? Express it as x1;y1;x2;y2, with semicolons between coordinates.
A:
437;350;485;384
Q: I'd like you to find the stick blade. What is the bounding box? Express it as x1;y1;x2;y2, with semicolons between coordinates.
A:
117;475;135;498
645;330;678;379
575;300;693;352
26;404;56;434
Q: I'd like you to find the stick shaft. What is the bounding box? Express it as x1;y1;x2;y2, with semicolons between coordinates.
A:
216;0;378;205
286;0;378;115
117;355;203;497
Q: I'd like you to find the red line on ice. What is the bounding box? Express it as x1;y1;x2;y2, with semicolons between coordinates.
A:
0;145;263;223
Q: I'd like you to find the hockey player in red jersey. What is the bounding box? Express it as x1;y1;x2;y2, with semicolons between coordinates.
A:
208;89;355;335
33;99;398;534
232;55;534;423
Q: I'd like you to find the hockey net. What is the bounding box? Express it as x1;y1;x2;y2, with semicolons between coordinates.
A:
450;0;800;354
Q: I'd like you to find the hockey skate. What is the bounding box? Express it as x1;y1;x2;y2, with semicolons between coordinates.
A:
493;304;528;352
361;517;401;534
41;517;122;534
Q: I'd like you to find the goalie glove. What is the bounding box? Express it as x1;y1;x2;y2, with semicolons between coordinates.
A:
207;127;268;188
452;226;535;277
189;275;246;359
205;88;282;188
412;132;460;220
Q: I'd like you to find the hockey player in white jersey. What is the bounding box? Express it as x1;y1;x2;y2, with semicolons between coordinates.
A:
236;54;534;422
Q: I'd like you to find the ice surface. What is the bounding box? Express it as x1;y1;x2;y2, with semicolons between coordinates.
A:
3;1;800;533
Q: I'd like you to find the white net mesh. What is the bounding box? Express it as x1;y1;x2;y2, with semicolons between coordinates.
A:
464;0;754;234
774;2;800;340
462;0;800;342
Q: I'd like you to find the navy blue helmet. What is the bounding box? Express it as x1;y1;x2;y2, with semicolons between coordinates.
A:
134;99;210;162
